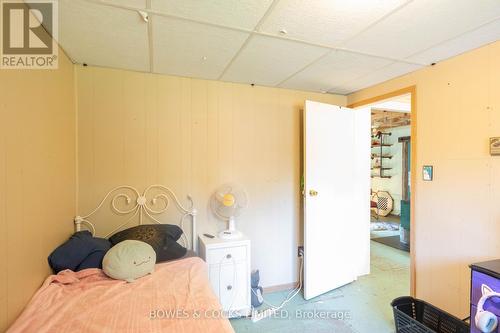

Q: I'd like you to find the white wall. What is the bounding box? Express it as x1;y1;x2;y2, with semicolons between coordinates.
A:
372;125;411;215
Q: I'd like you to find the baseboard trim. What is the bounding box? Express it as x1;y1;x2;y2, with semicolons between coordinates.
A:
263;282;298;293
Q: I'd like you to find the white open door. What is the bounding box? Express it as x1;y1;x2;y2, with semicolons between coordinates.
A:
303;100;371;300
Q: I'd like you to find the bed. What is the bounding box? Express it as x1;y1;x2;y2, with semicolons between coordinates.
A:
7;185;235;333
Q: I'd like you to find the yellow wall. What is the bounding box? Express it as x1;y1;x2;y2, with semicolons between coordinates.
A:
7;33;498;328
0;50;76;330
75;65;346;288
348;41;500;317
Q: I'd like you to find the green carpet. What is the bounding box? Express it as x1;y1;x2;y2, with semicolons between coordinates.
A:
230;241;410;333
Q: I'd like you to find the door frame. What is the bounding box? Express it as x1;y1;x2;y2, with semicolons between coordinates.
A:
348;85;417;297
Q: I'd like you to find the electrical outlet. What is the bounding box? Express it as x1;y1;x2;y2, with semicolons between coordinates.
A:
298;246;304;257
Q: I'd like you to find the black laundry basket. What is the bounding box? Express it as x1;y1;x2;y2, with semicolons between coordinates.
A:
391;296;469;333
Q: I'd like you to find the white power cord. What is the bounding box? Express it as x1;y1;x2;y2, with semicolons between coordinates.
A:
251;256;304;322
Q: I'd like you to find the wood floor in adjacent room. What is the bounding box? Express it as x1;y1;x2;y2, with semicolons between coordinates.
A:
231;241;410;333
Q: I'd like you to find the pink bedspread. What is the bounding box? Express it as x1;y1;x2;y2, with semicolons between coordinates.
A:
7;257;235;333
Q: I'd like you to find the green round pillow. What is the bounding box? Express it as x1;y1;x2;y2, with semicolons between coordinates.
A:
103;240;156;282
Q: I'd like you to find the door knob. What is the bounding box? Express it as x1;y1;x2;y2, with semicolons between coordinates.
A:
309;189;318;197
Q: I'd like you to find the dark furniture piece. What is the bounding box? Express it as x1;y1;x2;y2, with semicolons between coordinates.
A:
470;260;500;333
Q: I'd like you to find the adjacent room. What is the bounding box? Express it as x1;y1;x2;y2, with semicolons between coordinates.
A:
1;1;500;333
368;93;412;253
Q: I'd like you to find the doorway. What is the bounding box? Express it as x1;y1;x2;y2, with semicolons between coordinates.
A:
369;94;411;252
350;86;416;297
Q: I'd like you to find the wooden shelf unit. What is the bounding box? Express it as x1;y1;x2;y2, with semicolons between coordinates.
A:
371;132;392;178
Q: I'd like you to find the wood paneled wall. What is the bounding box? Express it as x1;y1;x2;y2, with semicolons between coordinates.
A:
348;41;500;317
0;51;76;330
75;65;346;288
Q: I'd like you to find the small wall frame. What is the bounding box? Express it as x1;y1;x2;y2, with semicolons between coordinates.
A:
422;165;433;181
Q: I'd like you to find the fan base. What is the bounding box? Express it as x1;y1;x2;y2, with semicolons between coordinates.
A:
219;230;243;240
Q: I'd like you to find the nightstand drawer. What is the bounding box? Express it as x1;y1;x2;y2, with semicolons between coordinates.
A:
206;245;247;265
198;235;251;318
208;262;249;313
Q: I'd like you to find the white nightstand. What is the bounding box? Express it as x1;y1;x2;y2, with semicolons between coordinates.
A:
199;234;251;318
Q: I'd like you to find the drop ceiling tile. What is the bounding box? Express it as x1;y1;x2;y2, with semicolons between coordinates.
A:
260;0;409;47
280;50;392;92
343;0;500;60
221;35;329;86
338;62;423;94
151;0;273;30
407;19;500;65
59;0;149;71
152;16;249;79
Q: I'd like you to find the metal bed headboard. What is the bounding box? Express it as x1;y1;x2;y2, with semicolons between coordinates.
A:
73;185;198;253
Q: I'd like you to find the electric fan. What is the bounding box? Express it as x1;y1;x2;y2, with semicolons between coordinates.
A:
210;184;248;239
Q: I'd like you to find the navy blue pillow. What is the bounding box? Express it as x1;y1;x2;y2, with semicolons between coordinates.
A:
48;231;111;273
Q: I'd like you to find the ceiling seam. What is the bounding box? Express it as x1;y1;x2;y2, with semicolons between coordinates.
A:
336;0;415;48
252;0;282;33
326;61;397;94
403;15;500;63
275;49;334;88
86;0;253;34
254;31;425;65
336;46;425;66
216;35;255;81
327;60;418;95
216;0;282;81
